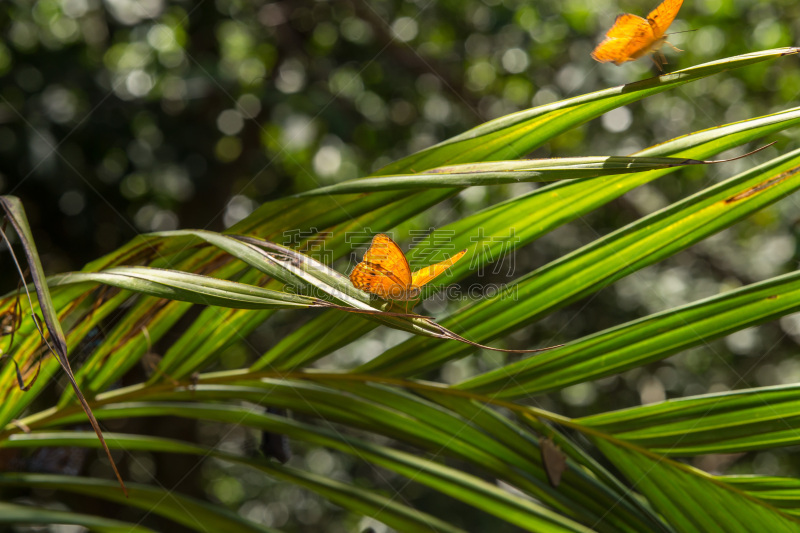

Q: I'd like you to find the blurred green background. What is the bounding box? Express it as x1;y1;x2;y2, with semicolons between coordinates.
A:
3;0;800;531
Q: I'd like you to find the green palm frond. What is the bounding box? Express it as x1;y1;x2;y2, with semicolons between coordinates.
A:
3;48;800;532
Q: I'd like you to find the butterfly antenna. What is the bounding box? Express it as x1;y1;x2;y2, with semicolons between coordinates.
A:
666;28;694;53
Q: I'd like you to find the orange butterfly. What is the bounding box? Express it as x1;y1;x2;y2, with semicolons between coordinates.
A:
591;0;683;70
350;234;466;303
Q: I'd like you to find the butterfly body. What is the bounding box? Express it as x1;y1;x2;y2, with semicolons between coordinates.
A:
591;0;683;69
350;234;466;304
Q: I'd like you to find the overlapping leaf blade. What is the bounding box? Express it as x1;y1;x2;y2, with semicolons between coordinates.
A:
363;148;800;377
0;502;156;533
0;431;467;533
259;105;800;372
0;473;277;533
20;400;594;533
724;476;800;517
591;439;800;533
300;154;753;195
3;48;800;532
378;48;799;174
578;384;800;454
458;267;800;398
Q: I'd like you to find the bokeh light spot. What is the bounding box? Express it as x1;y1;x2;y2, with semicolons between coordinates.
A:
391;17;418;42
501;48;529;74
58;190;86;216
313;145;342;178
215;136;242;162
217;109;245;135
224;195;258;228
601;106;632;133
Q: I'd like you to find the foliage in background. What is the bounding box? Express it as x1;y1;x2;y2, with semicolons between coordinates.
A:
3;0;800;532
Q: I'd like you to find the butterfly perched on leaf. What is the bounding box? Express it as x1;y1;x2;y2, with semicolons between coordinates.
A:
350;234;466;303
591;0;684;70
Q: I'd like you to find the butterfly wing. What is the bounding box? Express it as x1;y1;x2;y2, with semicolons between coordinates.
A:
411;249;467;288
605;13;648;38
591;14;654;65
350;234;414;300
647;0;683;38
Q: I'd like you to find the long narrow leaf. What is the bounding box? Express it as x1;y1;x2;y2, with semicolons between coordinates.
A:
52;267;318;309
0;473;276;533
255;105;800;371
724;476;800;517
578;384;800;454
366;148;800;377
377;48;799;175
591;439;800;533
301;153;761;195
459;268;800;398
1;431;467;533
0;196;127;494
23;401;595;533
0;502;156;533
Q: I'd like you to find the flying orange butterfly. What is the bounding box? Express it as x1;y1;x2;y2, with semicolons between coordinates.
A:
591;0;684;70
350;234;466;304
